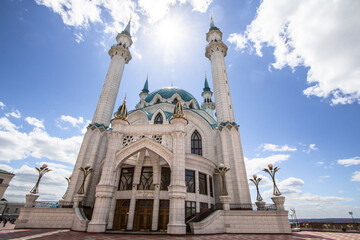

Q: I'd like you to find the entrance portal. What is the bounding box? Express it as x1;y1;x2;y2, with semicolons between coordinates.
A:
158;200;169;231
113;200;130;230
133;199;153;231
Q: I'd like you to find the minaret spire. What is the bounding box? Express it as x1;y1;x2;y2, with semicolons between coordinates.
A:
201;72;215;117
136;74;150;109
121;18;131;37
142;74;149;93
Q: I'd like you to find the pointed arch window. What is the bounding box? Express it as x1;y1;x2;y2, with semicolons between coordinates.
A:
172;98;178;104
191;130;202;156
154;113;163;124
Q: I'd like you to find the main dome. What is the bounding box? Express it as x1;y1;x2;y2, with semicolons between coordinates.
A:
144;87;200;108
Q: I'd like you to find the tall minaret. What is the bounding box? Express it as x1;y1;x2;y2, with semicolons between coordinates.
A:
63;21;132;207
92;20;132;127
201;73;215;117
205;16;235;124
205;17;251;205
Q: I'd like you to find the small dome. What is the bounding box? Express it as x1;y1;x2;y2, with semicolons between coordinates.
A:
144;87;200;109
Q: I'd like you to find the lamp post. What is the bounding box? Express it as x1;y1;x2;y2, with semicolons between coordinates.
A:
215;163;230;196
77;166;94;195
263;163;281;196
249;174;263;201
349;211;355;224
291;208;299;228
30;164;52;194
62;175;71;199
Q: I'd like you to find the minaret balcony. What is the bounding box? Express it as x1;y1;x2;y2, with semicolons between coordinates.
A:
108;45;132;63
205;42;228;59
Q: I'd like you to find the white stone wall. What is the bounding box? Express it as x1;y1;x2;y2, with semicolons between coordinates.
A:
190;210;291;234
15;208;75;229
0;172;14;199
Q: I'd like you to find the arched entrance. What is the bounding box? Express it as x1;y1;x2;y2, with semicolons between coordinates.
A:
112;138;173;231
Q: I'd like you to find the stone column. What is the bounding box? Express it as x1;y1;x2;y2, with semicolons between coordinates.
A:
151;184;160;231
168;118;187;235
195;170;200;214
87;126;124;233
126;184;137;230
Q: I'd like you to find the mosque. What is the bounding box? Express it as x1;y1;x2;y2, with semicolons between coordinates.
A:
16;18;291;235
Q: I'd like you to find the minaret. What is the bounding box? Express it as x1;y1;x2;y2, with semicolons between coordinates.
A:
136;75;149;109
92;20;132;127
205;16;235;124
201;73;215;117
205;17;251;205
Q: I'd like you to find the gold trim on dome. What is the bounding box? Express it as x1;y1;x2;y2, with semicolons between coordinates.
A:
114;97;128;120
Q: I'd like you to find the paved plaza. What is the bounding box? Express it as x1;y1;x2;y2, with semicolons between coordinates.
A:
0;228;359;240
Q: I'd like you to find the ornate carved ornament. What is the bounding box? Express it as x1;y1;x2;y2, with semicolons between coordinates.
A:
108;45;132;63
205;41;228;59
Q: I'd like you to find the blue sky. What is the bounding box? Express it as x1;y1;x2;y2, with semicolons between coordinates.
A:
0;0;359;219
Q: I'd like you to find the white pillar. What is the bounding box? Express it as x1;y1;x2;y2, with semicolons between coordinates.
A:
152;184;160;231
195;170;200;213
126;185;137;230
92;42;131;127
167;118;187;235
87;125;124;232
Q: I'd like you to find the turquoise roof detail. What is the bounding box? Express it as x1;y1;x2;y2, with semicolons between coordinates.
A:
203;76;211;92
209;16;219;31
142;77;149;93
121;20;131;37
0;169;14;175
144;87;200;108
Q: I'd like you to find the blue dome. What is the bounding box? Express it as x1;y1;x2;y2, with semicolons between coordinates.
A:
144;87;200;108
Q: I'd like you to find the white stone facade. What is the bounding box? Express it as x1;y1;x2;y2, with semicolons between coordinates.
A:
16;20;291;235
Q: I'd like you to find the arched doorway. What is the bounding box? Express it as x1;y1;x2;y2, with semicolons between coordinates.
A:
112;140;173;231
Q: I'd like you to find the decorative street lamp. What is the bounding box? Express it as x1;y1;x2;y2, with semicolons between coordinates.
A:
349;211;355;224
62;175;71;199
215;163;230;196
263;163;281;196
30;164;52;194
249;174;263;201
77;166;94;195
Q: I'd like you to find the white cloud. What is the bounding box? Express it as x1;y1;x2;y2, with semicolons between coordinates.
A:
338;156;360;167
351;171;360;182
228;0;360;105
59;115;84;127
259;176;353;218
35;0;102;28
260;143;297;152
0;117;82;164
74;32;84;43
81;120;91;134
318;175;330;183
5;109;21;119
0;117;20;132
138;0;213;24
315;161;324;165
303;143;318;154
245;154;290;177
25;117;45;129
0;102;5;110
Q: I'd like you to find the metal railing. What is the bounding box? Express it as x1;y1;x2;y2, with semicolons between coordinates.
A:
229;204;276;211
34;201;59;208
